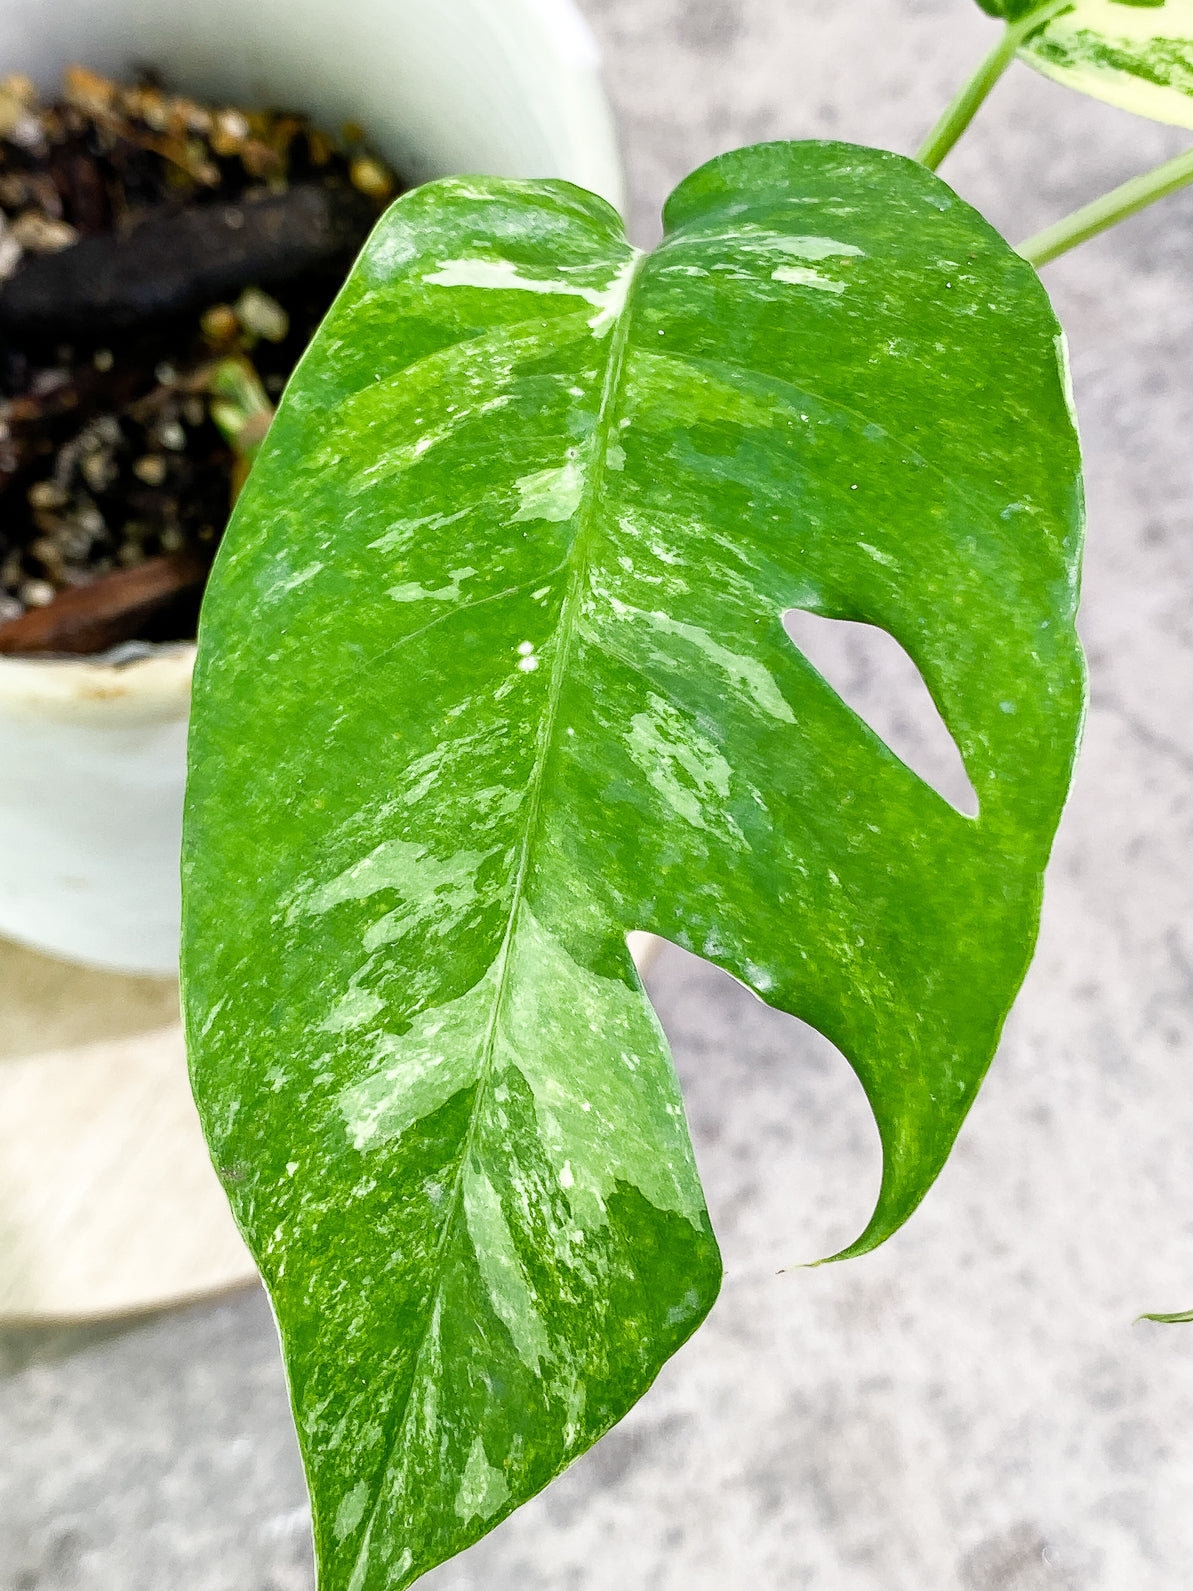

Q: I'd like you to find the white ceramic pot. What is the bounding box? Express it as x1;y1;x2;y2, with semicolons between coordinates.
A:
0;0;623;974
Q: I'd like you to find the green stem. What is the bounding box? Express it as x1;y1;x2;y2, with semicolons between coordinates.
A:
1018;144;1193;265
916;0;1069;172
207;357;275;500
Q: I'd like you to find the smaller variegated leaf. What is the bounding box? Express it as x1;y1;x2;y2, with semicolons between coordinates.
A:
977;0;1193;128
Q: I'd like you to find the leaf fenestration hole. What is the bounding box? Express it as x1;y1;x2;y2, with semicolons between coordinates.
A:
639;939;883;1271
782;609;979;818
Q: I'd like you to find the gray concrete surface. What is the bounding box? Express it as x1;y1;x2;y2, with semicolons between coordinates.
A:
6;0;1193;1586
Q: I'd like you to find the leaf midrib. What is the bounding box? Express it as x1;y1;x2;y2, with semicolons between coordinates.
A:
341;251;645;1590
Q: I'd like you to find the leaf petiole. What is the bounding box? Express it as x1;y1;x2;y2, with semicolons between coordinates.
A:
916;0;1071;172
1018;144;1193;266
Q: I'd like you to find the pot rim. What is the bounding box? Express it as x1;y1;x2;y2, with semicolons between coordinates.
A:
0;645;195;721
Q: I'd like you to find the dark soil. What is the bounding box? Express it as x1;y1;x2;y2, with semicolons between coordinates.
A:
0;66;403;656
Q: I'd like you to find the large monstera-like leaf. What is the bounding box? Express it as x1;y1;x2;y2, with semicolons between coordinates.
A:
182;141;1084;1589
978;0;1193;127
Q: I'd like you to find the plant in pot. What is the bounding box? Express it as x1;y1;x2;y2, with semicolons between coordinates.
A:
0;0;623;1322
0;0;623;977
176;0;1193;1586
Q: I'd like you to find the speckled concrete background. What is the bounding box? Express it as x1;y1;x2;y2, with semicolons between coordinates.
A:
5;1;1193;1587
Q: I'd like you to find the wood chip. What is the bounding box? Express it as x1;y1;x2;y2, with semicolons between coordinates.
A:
0;551;207;654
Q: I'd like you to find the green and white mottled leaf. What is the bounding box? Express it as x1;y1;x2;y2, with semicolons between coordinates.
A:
978;0;1193;127
181;140;1085;1590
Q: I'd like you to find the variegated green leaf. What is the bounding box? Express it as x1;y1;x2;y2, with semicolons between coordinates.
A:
977;0;1193;127
181;140;1085;1589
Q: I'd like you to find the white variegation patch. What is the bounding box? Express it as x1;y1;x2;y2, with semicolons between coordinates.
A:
632;607;796;725
321;982;386;1035
288;837;487;930
387;565;477;604
454;1434;511;1523
772;265;846;292
464;1165;551;1372
368;508;470;557
585;254;640;336
423;251;641;338
338;958;498;1149
746;234;864;261
499;907;706;1235
626;694;745;842
511;454;584;523
1054;332;1079;432
334;1481;370;1541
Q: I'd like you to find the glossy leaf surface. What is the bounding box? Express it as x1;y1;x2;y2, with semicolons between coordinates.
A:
977;0;1193;127
182;141;1085;1589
